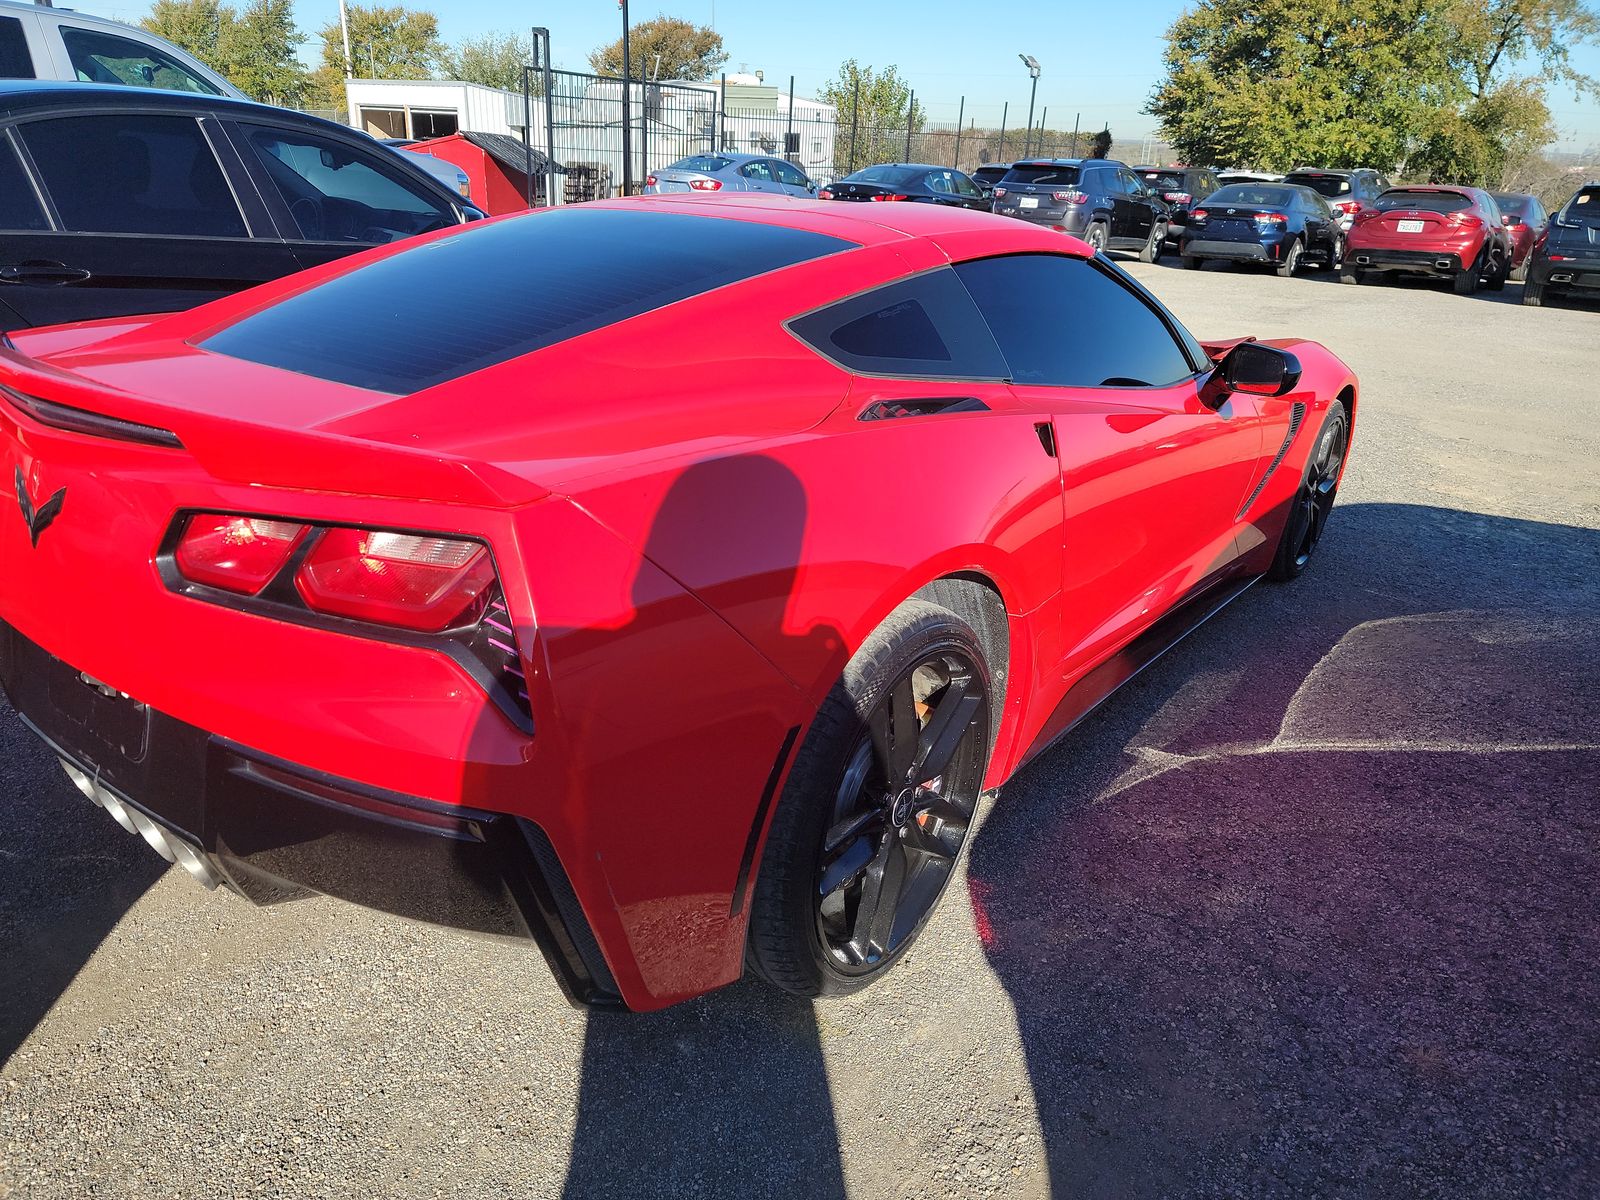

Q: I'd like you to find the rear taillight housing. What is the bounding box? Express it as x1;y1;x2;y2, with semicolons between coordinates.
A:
1189;208;1208;222
1254;212;1290;225
1164;191;1192;204
871;193;910;202
688;177;722;191
992;187;1007;198
1052;189;1088;204
645;174;657;187
294;529;496;633
1335;200;1361;216
817;188;833;200
174;515;308;595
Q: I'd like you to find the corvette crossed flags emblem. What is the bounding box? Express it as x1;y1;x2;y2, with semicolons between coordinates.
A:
13;465;65;548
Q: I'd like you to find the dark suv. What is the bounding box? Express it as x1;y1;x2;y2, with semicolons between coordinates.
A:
970;162;1011;196
0;81;479;333
1282;167;1392;230
990;158;1169;260
1523;182;1600;307
1135;164;1220;244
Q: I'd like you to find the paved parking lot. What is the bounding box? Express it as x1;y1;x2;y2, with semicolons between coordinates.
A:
2;261;1596;1200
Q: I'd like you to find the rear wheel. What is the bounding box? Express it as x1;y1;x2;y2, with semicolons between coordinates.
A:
1270;404;1348;581
1139;221;1166;264
1453;248;1483;295
1275;238;1303;278
747;600;993;997
1522;278;1546;307
1082;222;1109;254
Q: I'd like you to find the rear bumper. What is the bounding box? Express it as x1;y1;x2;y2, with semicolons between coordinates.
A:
996;205;1086;231
1183;239;1270;261
1529;259;1600;291
0;621;624;1008
1346;247;1466;276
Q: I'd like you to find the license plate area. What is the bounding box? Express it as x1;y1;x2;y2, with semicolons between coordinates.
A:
1397;219;1425;233
43;664;149;766
1020;196;1040;208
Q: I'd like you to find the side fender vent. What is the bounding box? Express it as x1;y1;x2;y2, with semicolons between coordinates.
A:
1236;401;1306;519
857;396;989;422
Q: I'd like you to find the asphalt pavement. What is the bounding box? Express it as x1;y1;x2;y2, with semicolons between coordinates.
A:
2;260;1597;1200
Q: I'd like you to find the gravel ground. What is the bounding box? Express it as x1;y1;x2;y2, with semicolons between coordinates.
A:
2;261;1597;1200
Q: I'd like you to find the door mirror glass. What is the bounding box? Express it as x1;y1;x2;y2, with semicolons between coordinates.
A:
1222;341;1301;397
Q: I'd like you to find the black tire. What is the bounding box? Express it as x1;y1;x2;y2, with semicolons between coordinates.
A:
1522;278;1545;307
1183;254;1205;270
746;599;993;998
1483;249;1508;292
1082;222;1109;254
1139;221;1166;264
1452;250;1481;295
1269;403;1348;582
1275;238;1302;278
1510;259;1528;283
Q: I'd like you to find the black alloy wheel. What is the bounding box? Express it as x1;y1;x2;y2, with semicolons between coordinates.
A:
747;600;993;996
1139;221;1166;264
1270;404;1349;581
1276;238;1302;278
1083;222;1109;254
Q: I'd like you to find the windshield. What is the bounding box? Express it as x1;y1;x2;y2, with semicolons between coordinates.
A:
1142;172;1186;191
1285;173;1352;198
1205;185;1297;208
1373;190;1472;213
1558;187;1600;224
1001;164;1080;186
846;165;920;186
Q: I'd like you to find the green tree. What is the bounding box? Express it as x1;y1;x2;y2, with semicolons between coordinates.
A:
217;0;303;105
1446;0;1600;100
819;60;919;173
1411;78;1558;182
440;31;534;92
1147;0;1462;170
304;5;444;108
587;16;727;80
141;0;225;68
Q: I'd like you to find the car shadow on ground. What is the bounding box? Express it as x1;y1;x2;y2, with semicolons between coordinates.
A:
968;501;1600;1197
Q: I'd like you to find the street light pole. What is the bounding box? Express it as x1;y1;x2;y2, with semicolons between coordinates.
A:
620;0;632;195
1019;54;1040;159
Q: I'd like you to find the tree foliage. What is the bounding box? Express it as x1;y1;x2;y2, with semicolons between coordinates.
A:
440;31;535;92
142;0;301;104
819;60;920;172
304;5;444;108
142;0;225;64
1147;0;1598;182
587;16;727;81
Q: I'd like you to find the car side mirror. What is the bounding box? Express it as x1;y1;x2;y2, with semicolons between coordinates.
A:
1208;341;1302;405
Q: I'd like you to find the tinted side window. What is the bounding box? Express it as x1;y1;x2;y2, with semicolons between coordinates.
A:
789;267;1008;380
740;160;774;182
20;114;246;237
0;16;34;79
956;255;1196;388
60;26;219;94
244;125;453;243
771;160;809;188
0;137;46;230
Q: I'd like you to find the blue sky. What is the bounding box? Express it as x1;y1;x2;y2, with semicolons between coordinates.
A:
73;0;1600;150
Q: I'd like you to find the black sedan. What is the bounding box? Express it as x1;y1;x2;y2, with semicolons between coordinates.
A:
1180;183;1344;276
819;163;990;210
0;81;479;333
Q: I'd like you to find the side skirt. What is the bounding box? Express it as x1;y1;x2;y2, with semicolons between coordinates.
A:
1014;573;1261;773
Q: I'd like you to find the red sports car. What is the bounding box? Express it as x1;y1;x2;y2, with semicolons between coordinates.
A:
1342;185;1512;294
0;197;1357;1011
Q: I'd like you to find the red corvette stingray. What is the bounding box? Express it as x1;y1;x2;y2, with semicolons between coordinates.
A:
0;196;1356;1011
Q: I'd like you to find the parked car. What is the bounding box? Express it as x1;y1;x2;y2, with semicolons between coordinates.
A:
1135;164;1221;245
0;195;1358;1011
1180;182;1344;275
990;158;1168;260
970;162;1012;196
1282;167;1392;230
645;152;816;197
0;82;480;333
0;0;241;97
1217;170;1284;187
1342;185;1511;295
1490;191;1549;280
378;136;473;201
818;163;989;209
1522;181;1600;308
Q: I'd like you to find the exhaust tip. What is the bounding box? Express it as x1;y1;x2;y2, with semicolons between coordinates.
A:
1436;259;1454;269
1354;255;1370;265
57;758;221;889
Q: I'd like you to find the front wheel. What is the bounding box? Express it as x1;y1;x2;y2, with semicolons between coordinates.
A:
1269;404;1348;581
1483;250;1508;292
746;600;993;997
1139;221;1166;263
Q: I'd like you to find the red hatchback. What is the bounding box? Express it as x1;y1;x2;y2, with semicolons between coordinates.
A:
1342;186;1513;294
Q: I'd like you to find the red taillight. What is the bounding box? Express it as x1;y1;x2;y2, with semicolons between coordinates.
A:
1253;211;1289;225
175;515;307;595
1355;208;1381;222
993;187;1007;198
870;193;910;202
688;177;722;191
817;188;833;200
645;174;657;188
294;529;497;633
1335;200;1360;215
1164;191;1192;204
1190;208;1208;222
1052;189;1088;204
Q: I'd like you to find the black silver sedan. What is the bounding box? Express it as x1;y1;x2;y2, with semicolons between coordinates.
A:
819;163;991;210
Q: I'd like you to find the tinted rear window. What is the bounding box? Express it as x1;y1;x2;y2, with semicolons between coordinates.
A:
1142;172;1186;191
669;155;731;173
0;16;34;79
0;138;45;230
846;165;919;186
1206;185;1298;208
1491;193;1532;216
1559;187;1600;224
1285;173;1351;198
1373;190;1472;213
1001;164;1080;186
202;208;855;393
972;165;1009;181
